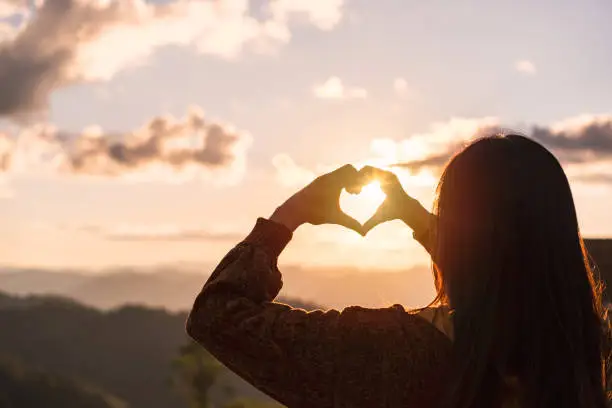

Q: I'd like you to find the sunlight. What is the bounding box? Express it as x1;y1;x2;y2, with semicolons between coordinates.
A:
339;181;386;225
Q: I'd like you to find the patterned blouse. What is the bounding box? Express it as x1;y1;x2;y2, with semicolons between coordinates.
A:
186;218;454;407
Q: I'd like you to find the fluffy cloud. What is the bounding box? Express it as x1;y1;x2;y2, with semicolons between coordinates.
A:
0;0;348;119
0;0;28;18
272;153;316;187
515;59;537;75
313;76;368;100
269;0;345;31
0;106;251;183
388;115;612;185
273;114;612;189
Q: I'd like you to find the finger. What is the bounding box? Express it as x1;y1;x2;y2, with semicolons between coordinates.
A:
359;165;396;183
362;207;390;235
345;183;362;194
359;166;399;193
328;164;359;186
332;212;365;236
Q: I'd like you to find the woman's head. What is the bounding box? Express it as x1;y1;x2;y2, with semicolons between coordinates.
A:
431;134;609;407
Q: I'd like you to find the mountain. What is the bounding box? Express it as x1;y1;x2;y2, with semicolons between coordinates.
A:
0;291;187;408
0;264;435;312
0;357;126;408
0;238;608;313
0;289;323;408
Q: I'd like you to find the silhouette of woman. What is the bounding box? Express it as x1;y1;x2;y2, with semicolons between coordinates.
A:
187;134;610;407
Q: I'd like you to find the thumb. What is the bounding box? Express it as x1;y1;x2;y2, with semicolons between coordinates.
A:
362;205;390;235
332;211;364;236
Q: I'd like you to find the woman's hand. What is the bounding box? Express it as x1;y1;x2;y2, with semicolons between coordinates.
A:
270;164;364;234
359;166;432;235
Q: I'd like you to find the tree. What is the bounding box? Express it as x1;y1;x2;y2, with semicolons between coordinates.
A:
173;341;225;408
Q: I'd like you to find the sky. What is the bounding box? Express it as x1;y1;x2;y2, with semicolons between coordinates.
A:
1;0;612;274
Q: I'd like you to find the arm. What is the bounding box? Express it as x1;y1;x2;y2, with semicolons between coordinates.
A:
402;201;438;258
186;218;452;407
186;165;449;407
360;166;438;258
187;165;363;406
186;218;340;407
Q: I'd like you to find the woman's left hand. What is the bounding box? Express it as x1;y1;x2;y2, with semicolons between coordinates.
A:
269;164;364;235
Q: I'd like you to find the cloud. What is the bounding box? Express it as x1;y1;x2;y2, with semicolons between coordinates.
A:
0;0;348;120
269;0;345;31
70;223;243;242
272;153;316;187
388;114;612;185
312;76;368;100
0;132;13;172
0;0;28;18
515;59;537;75
393;77;415;98
272;114;612;189
0;106;252;183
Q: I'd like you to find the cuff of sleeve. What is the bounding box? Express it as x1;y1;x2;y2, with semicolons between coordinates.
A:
413;215;437;256
244;217;293;258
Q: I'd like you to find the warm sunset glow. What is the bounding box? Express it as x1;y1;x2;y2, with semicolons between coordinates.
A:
340;181;386;225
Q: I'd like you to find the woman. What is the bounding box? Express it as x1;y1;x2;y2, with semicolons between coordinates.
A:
186;134;610;407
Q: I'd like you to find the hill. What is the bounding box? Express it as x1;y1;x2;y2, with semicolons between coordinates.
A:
0;357;126;408
0;291;300;408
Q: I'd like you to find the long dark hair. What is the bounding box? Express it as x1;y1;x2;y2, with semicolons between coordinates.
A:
431;134;610;407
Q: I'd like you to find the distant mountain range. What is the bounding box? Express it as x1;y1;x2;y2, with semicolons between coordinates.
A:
1;238;609;313
0;264;436;312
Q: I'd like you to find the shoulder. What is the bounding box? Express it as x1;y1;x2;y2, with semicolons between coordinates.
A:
335;304;453;404
337;304;453;351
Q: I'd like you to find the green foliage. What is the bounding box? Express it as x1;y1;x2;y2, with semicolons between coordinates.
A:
0;295;188;408
172;341;224;408
0;291;308;407
0;358;126;408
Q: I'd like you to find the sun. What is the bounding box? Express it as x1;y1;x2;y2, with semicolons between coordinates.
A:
359;181;386;203
340;181;386;225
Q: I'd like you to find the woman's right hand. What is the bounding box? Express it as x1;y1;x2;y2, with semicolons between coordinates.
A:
359;166;432;235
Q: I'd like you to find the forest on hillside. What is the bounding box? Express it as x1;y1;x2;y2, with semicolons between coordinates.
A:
0;291;297;408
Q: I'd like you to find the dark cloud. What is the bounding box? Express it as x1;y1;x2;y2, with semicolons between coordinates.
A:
0;107;249;179
0;0;345;120
0;0;126;119
63;108;243;176
531;120;612;162
0;0;250;119
391;117;612;177
391;153;452;172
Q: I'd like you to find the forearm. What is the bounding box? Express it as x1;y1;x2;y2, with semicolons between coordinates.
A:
186;217;340;406
400;199;437;256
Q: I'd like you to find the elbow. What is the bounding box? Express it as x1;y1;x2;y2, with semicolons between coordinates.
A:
185;299;210;343
185;296;219;346
185;311;198;340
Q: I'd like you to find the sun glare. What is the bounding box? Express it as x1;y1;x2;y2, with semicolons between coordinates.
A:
340;181;386;225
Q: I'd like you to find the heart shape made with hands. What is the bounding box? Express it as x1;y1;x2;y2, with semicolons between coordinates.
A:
339;181;387;226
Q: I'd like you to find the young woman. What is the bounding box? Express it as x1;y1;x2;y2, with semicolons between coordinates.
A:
186;134;610;407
